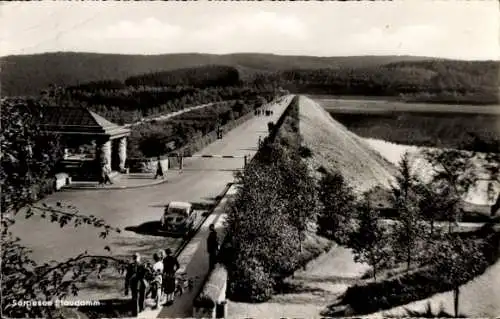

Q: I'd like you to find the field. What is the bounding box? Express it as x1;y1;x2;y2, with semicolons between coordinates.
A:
312;97;500;151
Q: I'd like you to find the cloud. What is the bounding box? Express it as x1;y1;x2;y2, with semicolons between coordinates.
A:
239;11;307;38
193;11;307;43
350;24;447;55
83;17;182;40
0;1;498;59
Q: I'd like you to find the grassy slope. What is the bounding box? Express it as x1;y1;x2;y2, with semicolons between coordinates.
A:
0;52;429;96
298;95;397;194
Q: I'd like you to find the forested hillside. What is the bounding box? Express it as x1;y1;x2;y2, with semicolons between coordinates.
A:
2;52;498;105
124;65;241;88
0;52;428;96
64;65;280;124
273;60;500;104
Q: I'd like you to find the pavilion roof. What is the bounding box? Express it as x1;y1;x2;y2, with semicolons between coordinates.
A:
38;107;130;138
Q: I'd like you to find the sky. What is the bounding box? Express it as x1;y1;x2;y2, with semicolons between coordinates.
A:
0;1;499;60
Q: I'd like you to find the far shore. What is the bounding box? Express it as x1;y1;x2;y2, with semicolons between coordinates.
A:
307;94;500;115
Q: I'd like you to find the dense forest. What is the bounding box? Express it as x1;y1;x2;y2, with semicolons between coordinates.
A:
272;60;500;104
3;53;498;105
33;65;279;124
124;65;241;88
0;52;437;96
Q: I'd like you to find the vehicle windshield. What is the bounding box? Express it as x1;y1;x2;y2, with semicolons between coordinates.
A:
168;207;189;216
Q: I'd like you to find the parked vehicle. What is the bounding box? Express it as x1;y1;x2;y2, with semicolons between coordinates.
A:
160;201;196;236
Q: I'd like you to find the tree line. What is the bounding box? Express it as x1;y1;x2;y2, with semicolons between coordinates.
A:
65;84;280;125
258;60;499;105
124;65;241;88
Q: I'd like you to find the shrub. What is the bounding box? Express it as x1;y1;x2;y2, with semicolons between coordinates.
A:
317;171;358;244
267;121;275;133
228;258;275;302
298;145;313;158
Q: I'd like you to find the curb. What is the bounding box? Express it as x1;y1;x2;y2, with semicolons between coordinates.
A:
174;182;233;257
62;178;169;191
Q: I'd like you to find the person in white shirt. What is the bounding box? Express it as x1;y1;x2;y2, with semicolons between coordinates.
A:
151;253;164;309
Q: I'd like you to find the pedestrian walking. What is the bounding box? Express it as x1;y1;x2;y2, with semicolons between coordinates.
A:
154;157;164;179
103;164;113;185
99;158;113;185
162;248;180;305
98;163;105;187
124;253;147;316
207;224;219;271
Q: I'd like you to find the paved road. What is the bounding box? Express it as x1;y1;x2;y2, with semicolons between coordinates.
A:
124;102;221;128
11;96;291;266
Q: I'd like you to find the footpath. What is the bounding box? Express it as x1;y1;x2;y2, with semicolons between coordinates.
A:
124;102;218;128
137;96;293;318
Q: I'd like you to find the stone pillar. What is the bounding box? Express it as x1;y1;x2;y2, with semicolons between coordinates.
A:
97;140;112;172
118;137;127;172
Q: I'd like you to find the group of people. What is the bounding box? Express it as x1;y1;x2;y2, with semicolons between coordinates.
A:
124;248;180;316
254;109;274;116
123;224;220;316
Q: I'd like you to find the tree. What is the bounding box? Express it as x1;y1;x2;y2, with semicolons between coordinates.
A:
349;199;393;281
414;180;462;236
138;133;169;158
391;153;426;271
225;161;299;296
432;235;488;318
1;99;125;318
317;170;358;244
276;147;319;252
424;138;499;218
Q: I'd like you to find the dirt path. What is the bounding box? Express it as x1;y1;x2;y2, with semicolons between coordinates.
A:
227;244;369;319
